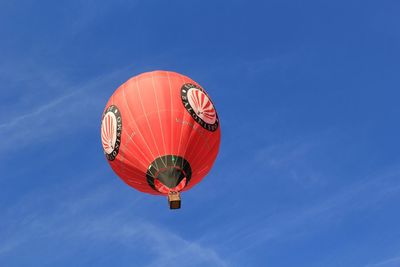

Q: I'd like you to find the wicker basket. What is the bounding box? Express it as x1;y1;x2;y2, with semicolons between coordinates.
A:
168;191;181;209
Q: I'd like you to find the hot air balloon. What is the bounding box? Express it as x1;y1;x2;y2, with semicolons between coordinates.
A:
100;71;220;209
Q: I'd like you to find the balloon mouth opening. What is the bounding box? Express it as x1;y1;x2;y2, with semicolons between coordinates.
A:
154;176;187;194
151;166;188;194
146;155;192;194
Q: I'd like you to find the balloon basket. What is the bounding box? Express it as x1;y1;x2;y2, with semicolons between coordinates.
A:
168;191;181;209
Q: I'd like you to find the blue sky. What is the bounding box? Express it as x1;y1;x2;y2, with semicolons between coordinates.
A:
1;0;400;266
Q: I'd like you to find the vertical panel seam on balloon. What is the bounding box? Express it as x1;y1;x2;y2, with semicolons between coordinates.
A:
116;86;151;174
190;134;219;179
122;86;155;171
121;83;156;172
176;74;187;168
189;133;216;170
118;131;152;177
121;128;153;175
151;72;167;166
136;77;162;171
122;83;154;163
116;161;149;183
167;72;174;159
122;82;155;164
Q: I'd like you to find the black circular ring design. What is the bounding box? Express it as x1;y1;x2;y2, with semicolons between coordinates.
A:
101;105;122;161
146;155;192;192
181;83;219;132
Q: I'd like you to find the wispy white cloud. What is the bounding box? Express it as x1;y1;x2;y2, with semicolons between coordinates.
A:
0;92;77;130
0;174;230;267
365;256;400;267
0;66;129;153
249;130;340;190
214;163;400;255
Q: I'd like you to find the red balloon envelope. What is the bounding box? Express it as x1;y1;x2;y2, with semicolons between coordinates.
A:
101;71;220;208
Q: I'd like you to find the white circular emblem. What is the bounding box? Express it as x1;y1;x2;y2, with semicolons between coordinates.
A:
101;111;118;154
187;88;217;124
101;105;122;161
181;83;219;132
